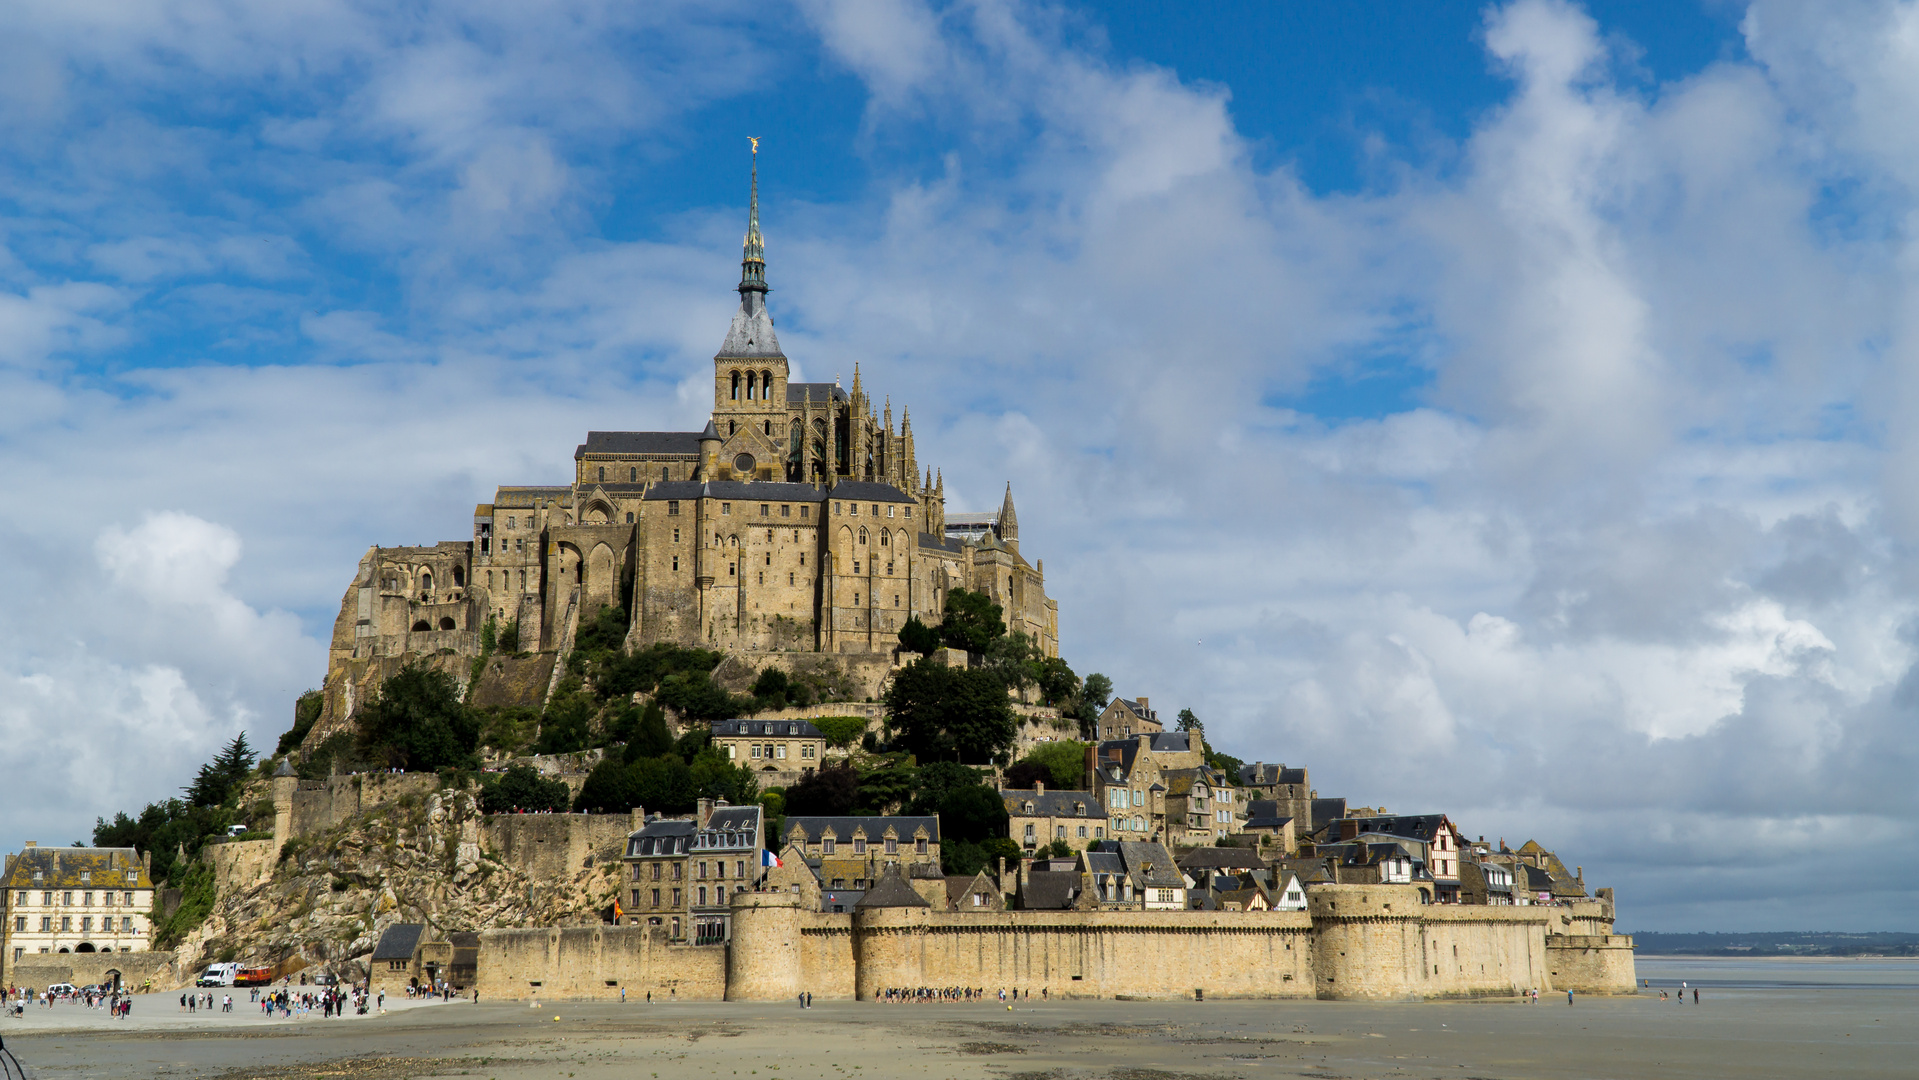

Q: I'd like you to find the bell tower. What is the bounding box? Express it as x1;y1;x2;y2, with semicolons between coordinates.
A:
712;138;790;480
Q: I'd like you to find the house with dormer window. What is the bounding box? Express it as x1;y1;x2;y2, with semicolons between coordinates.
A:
1000;784;1105;853
621;798;764;943
774;816;941;912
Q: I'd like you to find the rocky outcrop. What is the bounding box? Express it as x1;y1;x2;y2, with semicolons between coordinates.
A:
177;785;624;983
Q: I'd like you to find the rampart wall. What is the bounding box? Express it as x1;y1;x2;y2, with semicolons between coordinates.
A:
206;839;277;895
474;926;726;1001
274;772;442;846
480;813;639;882
9;952;179;993
509;885;1634;1003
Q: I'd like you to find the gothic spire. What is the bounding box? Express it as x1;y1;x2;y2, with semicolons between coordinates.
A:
740;136;767;296
998;482;1019;547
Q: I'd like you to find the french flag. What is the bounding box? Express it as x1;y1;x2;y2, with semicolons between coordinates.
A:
762;850;783;868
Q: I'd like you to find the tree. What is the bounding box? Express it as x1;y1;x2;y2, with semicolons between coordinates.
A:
784;761;860;816
355;665;481;771
620;701;675;762
983;631;1041;692
937;588;1005;653
813;716;868;749
1017;740;1088;792
1176;708;1203;733
934;785;1008;845
1003;761;1050;790
484;765;572;813
883;658;1016;764
187;732;257;807
1045;839;1072;859
1205;747;1244;777
1082;673;1113;711
278;691;324;756
897;615;941;656
1035;657;1079;707
535;683;598;754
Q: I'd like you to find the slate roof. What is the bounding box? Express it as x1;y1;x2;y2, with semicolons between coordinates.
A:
1351;814;1452;844
944;873;998;910
718;294;783;358
1238;763;1307;787
574;431;704;459
855;870;929;909
626;818;694;857
1175;848;1267;872
1243;800;1293;831
1020;870;1081;910
825;481;918;504
782;816;941;845
1081;849;1126;878
372;923;426;962
706;806;762;835
714;719;824;739
642;480;827;502
918;531;963;554
787;382;848;405
1116;842;1184;889
0;847;151;890
1000;789;1102;818
1218;886;1268;910
1309;798;1348;830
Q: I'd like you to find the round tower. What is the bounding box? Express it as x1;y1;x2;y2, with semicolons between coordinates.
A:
725;889;804;1001
1308;883;1422;1001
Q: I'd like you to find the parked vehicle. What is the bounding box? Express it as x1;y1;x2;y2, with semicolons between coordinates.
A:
45;983;78;997
310;972;338;986
195;963;240;987
225;824;249;837
233;967;273;988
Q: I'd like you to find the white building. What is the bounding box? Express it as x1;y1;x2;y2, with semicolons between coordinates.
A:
1;843;156;980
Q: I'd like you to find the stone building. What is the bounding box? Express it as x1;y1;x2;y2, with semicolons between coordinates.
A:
1001;785;1107;854
1095;697;1161;741
1090;732;1206;844
307;150;1060;747
1;844;154;979
711;718;826;782
1237;762;1312;832
1161;767;1244;847
622;800;764;943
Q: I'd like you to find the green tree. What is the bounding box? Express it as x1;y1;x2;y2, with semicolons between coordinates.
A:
1205;747;1244;777
812;716;868;749
1016;739;1088;792
897;615;941;656
1035;657;1080;707
1082;673;1113;710
937;588;1005;653
277;691;324;756
355;665;481;771
1176;707;1203;733
483;764;572;813
620;701;675;762
784;761;860;816
534;682;598;754
185;731;255;807
1044;839;1073;859
883;658;1016;764
498;618;521;653
983;631;1041;692
759;789;787;852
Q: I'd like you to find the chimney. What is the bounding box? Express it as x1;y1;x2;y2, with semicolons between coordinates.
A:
1137;696;1149;715
631;806;647;833
1576;866;1584;887
697;798;714;828
1035;781;1045;794
23;841;35;848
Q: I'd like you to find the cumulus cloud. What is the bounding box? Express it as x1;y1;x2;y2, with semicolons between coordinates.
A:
4;0;1919;930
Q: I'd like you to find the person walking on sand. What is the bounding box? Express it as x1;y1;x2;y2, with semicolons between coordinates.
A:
1567;989;1574;1006
1693;988;1698;1004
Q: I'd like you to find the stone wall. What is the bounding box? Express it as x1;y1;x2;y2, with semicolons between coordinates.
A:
206;839;277;895
278;772;443;845
474;925;726;1001
1308;885;1552;1001
8;951;179;992
1545;934;1638;994
481;813;640;885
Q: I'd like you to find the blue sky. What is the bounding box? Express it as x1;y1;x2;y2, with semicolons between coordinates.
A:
4;0;1919;932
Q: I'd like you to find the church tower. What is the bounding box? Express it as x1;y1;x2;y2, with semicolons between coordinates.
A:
711;140;789;481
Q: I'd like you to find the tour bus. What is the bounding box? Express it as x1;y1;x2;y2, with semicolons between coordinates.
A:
195;962;240;987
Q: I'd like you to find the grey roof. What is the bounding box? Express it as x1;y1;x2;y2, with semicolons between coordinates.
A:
1145;733;1191;752
855;870;929;909
718;292;783;358
1081;850;1126;877
1310;798;1348;830
1001;789;1102;819
1347;814;1451;844
273;759;295;777
826;481;918;504
714;718;824;739
918;531;963;554
787;382;848;405
783;816;941;844
1116;842;1184;889
1239;763;1306;786
575;431;703;459
1175;848;1266;872
627;818;695;857
372;923;426;962
1020;870;1080;910
706;806;762;834
643;479;827;502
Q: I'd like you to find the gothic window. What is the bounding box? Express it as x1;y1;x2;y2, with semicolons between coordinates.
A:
452;566;464;587
598;467;605;481
745;371;757;399
858;528;868;545
879;531;889;546
626;512;634;523
764;420;772;436
421;571;432;595
731;371;741;400
661;467;670;481
629;467;637;482
761;371;772;399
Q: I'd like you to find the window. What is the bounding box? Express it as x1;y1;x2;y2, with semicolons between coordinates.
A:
884;837;897;854
1077;826;1087;838
698;887;708;905
672;864;683;880
781;505;790;518
672;889;682;907
62;892;72;905
672;557;679;571
858;527;868;544
11;917;21;932
852;837;866;854
722;503;731;515
888;505;895;518
627;512;635;523
751;744;761;759
662;467;670;481
775;744;786;759
668;501;680;516
598;467;605;481
800;506;809;519
916;838;927;855
630;467;637;482
13;892;23;906
801;744;814;759
651;889;661;907
1095;827;1104;839
60;916;71;931
1055;826;1066;840
737;860;746;878
822;838;835;855
39;917;50;932
651;864;661;881
849;503;857;516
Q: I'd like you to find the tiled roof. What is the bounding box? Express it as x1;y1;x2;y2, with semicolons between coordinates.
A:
0;847;151;890
855;870;928;909
1000;790;1101;818
1116;842;1184;889
783;816;941;844
714;719;824;739
825;481;918;504
1020;871;1081;910
372;923;426;961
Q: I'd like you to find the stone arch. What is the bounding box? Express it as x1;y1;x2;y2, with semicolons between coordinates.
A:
879;529;889;547
760;370;773;401
582;498;615;525
858;527;868;545
75;942;95;953
57;947;69;954
412;620;432;632
586;542;618;608
731;370;742;400
420;570;433;597
104;968;122;991
438;616;457;631
452;565;465;588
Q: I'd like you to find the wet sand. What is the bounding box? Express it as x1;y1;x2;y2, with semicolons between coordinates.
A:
4;961;1914;1079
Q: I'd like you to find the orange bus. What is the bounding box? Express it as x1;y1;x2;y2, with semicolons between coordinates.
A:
233;967;273;987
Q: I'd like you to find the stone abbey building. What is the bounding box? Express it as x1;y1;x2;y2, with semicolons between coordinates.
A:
314;154;1057;734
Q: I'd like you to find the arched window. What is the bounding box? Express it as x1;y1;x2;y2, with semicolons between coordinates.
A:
412;620;431;632
880;530;889;547
760;371;773;400
438;617;456;631
452;566;465;587
598;466;605;482
858;527;868;545
421;571;432;594
746;371;758;400
730;371;741;400
629;467;637;482
764;420;772;436
661;466;669;481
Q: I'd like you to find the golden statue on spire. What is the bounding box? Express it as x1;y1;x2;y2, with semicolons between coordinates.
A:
749;136;760;153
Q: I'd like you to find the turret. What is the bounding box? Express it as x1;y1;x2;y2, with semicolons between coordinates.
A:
697;420;721;481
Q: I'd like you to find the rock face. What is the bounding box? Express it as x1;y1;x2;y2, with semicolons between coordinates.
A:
179;785;625;981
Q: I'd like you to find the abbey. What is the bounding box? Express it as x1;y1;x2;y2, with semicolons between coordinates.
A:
315;154;1057;731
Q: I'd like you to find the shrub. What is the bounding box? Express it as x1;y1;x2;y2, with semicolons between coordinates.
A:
812;716;868;749
481;765;571;813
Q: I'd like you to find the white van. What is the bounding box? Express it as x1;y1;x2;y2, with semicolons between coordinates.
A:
196;962;240;987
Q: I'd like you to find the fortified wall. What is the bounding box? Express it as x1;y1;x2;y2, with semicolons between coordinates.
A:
476;884;1636;1003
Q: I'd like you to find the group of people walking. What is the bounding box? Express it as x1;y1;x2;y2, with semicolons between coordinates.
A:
875;986;1039;1004
6;985;132;1017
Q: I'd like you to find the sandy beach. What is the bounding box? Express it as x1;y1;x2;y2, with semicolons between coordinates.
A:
3;959;1914;1080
